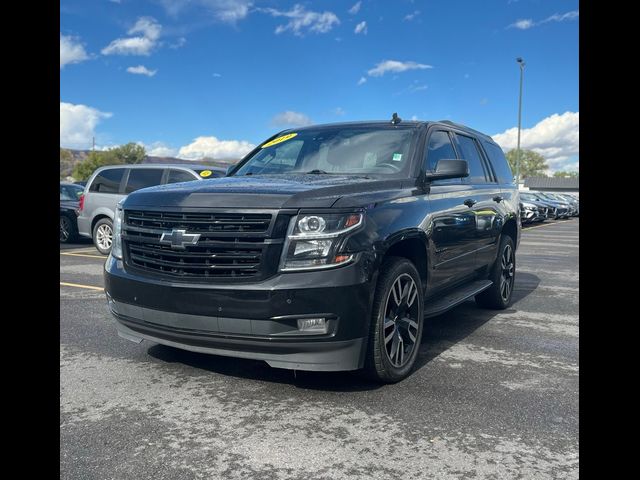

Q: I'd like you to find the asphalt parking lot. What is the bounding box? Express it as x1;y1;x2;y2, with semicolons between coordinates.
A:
60;219;579;480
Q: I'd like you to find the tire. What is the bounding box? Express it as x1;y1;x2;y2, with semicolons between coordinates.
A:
363;257;424;383
93;218;113;255
60;214;77;243
475;235;516;310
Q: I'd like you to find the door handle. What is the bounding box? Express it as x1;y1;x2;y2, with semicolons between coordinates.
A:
493;195;504;203
463;199;477;208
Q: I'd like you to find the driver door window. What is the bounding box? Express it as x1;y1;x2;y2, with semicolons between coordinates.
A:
424;130;461;185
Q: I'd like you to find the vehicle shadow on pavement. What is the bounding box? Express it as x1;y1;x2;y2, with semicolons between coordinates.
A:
147;272;540;391
414;272;540;371
146;344;381;391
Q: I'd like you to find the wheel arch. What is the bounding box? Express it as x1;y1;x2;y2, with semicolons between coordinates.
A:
91;212;114;233
377;229;429;290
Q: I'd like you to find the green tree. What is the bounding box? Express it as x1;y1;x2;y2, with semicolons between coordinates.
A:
71;143;147;181
60;148;74;179
113;142;146;164
553;170;579;178
505;149;548;179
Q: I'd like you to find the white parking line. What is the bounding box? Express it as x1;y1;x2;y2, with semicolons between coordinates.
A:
62;247;99;253
60;282;104;291
60;252;105;260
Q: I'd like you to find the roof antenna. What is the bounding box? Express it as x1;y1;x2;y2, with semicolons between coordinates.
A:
391;112;402;125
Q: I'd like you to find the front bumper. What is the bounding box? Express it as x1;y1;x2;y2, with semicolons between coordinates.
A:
104;255;375;371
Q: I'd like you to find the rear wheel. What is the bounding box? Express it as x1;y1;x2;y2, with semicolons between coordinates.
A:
475;235;516;309
363;257;424;383
60;214;77;243
93;218;113;255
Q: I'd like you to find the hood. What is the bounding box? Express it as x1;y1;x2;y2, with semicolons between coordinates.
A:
123;174;414;210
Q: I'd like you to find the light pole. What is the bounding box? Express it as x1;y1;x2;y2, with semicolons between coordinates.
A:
515;57;525;187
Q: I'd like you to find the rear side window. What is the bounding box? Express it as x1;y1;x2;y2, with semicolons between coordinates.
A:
89;168;125;193
453;134;489;184
480;140;514;184
167;169;198;184
125;168;164;193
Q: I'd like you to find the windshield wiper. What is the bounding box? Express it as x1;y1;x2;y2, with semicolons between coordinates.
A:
305;169;329;174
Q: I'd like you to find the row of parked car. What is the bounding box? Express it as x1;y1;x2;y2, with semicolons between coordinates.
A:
60;164;226;249
519;191;579;224
62;164;577;250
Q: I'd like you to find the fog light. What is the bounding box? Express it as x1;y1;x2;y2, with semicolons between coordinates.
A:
297;317;327;334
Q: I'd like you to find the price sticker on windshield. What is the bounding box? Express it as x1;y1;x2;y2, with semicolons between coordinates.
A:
261;133;298;149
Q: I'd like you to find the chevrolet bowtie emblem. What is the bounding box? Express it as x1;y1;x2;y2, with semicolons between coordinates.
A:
159;229;201;249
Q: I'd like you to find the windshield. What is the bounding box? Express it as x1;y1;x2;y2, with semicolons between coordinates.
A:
233;126;417;177
520;193;537;202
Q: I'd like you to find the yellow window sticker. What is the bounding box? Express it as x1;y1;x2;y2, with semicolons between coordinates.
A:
261;133;298;149
199;170;212;177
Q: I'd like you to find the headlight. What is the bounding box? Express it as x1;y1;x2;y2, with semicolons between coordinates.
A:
111;205;124;259
279;212;363;271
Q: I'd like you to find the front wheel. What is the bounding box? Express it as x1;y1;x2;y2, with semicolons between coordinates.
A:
476;235;516;309
363;257;424;383
93;218;113;255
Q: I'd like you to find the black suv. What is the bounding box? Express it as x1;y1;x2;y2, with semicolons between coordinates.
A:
104;119;520;382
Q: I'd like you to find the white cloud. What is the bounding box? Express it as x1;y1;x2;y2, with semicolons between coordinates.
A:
60;35;89;68
348;2;361;15
404;10;420;22
158;0;251;23
271;110;313;127
334;107;346;116
60;102;112;149
169;37;187;49
212;72;222;77
160;0;252;23
145;142;178;157
178;136;255;160
367;60;432;77
543;11;579;23
207;0;252;23
354;21;367;34
101;17;161;56
126;65;157;77
357;76;367;85
509;10;578;29
129;16;161;39
510;19;533;30
263;4;340;36
492;111;579;172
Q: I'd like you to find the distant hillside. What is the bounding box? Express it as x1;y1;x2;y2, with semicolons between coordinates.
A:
60;148;240;179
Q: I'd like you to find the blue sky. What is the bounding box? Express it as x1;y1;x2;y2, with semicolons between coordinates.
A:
60;0;579;172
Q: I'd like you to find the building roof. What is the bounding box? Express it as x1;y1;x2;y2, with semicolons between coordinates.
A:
524;176;579;190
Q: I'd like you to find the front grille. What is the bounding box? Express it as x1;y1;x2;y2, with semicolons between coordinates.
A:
122;209;280;282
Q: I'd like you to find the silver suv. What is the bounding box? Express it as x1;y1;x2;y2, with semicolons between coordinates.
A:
77;164;225;254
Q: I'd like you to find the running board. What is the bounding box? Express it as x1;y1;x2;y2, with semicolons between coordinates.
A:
424;280;493;318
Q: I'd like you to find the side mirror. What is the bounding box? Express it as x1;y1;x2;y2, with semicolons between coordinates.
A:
426;159;469;181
